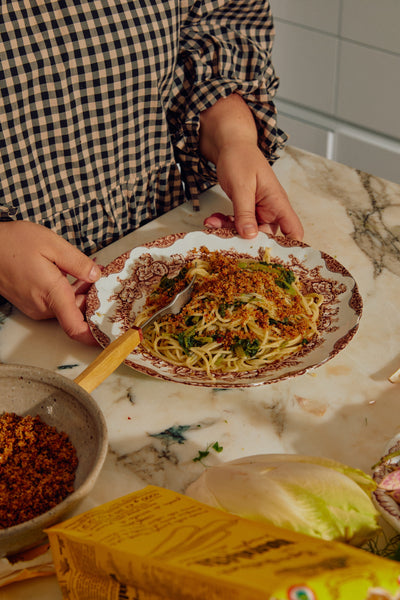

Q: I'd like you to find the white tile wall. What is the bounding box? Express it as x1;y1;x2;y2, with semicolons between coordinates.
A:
337;41;400;139
336;132;400;184
277;113;332;157
271;1;400;182
269;0;340;35
341;0;400;54
276;99;400;184
272;22;338;115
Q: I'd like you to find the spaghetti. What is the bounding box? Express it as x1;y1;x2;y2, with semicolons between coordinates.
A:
134;247;323;378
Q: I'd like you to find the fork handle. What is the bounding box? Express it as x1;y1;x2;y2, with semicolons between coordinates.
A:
74;327;143;393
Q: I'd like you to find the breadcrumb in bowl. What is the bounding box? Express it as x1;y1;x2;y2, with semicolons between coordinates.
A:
0;363;108;558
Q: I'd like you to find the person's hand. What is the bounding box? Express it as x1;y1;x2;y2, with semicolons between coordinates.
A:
0;221;102;344
204;141;303;240
199;93;303;241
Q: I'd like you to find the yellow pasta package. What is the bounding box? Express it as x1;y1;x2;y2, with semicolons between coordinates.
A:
46;485;400;600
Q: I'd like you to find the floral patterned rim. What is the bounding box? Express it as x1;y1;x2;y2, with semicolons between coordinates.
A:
86;228;363;388
372;435;400;532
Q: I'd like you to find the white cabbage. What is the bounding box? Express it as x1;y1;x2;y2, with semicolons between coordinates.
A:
186;454;380;545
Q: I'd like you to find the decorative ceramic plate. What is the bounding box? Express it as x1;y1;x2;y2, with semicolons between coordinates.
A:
86;229;362;388
372;434;400;533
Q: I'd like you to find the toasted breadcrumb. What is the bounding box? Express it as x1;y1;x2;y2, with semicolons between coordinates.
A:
0;412;78;528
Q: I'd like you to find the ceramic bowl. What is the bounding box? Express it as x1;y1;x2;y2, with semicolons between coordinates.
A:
0;363;108;557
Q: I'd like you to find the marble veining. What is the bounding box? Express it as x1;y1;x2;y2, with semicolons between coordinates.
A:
351;170;400;278
284;146;400;278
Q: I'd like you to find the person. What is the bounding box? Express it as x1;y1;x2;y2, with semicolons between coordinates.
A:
0;0;303;345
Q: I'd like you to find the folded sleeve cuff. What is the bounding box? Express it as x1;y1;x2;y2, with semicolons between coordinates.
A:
171;81;287;208
168;0;288;208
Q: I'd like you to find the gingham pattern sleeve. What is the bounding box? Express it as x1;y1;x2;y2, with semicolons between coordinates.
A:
168;0;287;205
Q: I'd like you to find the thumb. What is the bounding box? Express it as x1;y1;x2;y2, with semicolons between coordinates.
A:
49;276;99;345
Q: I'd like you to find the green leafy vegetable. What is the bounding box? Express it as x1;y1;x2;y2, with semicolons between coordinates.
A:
175;328;197;355
218;299;249;318
269;317;290;327
231;338;260;358
174;327;213;355
185;315;201;326
158;267;188;292
186;454;380;546
238;260;297;295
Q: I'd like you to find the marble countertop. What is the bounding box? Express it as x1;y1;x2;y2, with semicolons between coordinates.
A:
2;146;400;598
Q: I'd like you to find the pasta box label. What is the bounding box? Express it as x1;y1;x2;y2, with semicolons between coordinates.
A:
47;485;400;600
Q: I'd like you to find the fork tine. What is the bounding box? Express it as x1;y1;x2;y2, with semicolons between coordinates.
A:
142;276;196;329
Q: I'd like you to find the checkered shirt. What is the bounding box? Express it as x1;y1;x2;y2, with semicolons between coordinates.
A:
0;0;286;254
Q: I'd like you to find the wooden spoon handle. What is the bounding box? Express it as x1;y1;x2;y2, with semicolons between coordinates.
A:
74;328;142;393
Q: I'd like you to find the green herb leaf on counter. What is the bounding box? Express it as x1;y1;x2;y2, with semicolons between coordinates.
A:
212;441;223;453
193;449;211;463
193;441;224;464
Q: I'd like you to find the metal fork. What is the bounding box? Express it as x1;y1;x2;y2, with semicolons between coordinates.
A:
140;275;196;331
74;276;196;393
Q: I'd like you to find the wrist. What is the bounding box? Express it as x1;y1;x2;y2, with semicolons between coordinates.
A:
199;94;258;165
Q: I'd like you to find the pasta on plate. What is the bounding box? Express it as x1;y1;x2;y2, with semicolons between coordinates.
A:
134;247;324;379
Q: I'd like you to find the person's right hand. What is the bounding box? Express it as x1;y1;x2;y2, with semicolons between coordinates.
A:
0;221;102;344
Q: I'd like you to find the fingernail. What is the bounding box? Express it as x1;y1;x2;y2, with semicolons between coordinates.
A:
204;217;220;228
89;265;100;281
243;224;258;237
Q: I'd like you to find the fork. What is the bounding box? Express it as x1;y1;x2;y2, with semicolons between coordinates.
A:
75;276;196;393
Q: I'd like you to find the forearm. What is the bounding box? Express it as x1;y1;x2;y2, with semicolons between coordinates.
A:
199;94;258;165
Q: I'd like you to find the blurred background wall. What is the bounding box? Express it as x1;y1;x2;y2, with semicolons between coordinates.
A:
269;0;400;183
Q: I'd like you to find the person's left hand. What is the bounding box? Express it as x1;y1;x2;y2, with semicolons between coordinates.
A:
199;93;303;241
203;141;303;240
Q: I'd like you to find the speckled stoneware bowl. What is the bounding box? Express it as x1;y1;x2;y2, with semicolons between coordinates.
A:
0;363;108;557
